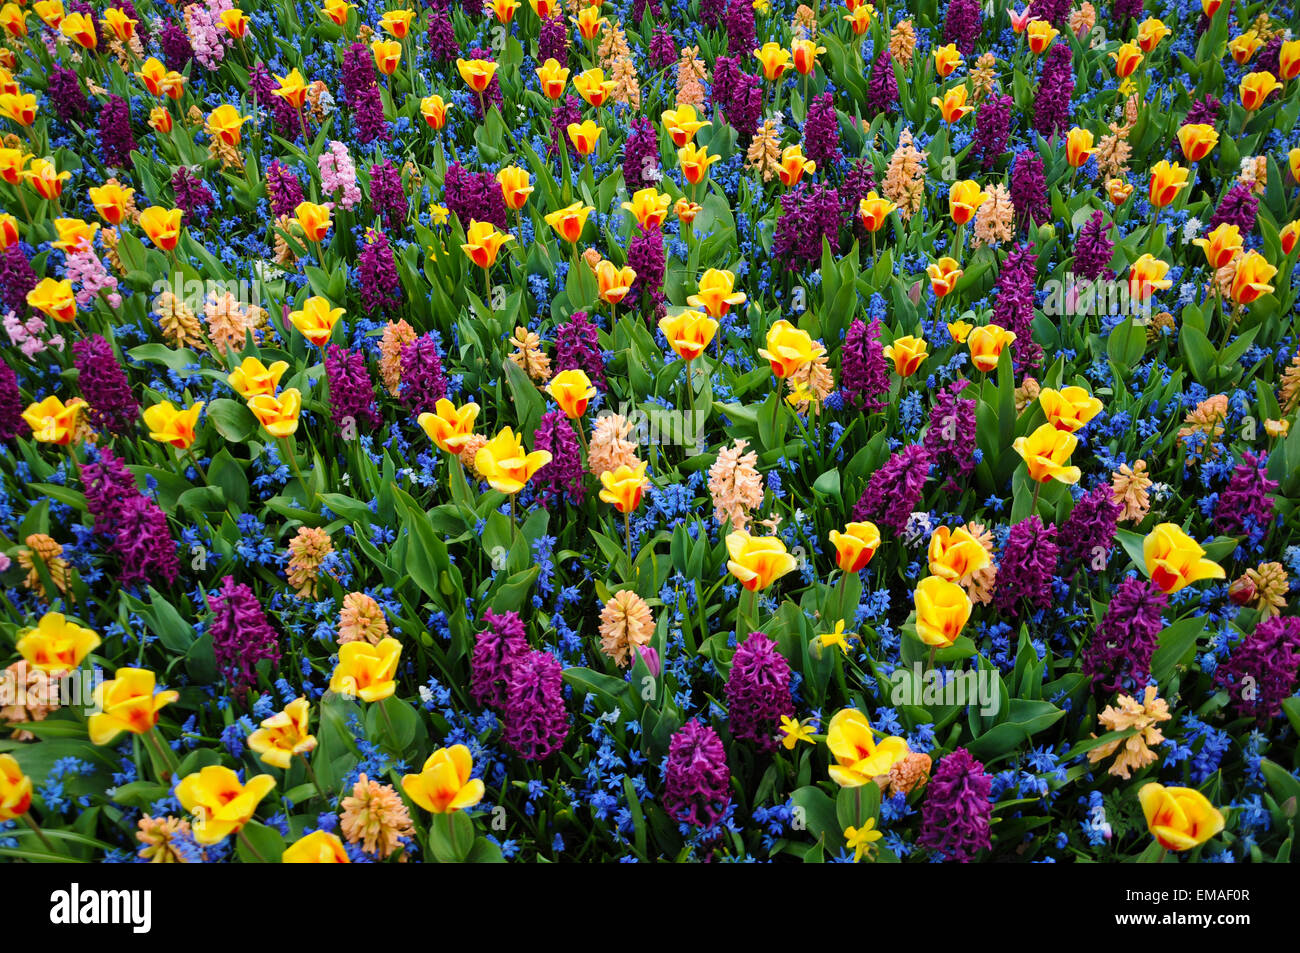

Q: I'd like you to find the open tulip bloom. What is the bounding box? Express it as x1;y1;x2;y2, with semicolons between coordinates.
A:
1;0;1297;877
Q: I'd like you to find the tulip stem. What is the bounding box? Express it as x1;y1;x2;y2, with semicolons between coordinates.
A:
302;754;329;805
21;813;58;854
237;828;271;863
1030;480;1042;516
624;511;632;558
282;437;315;508
144;726;179;780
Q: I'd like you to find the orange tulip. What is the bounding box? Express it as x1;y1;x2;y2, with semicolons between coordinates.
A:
1127;254;1171;302
294;201;332;243
882;335;928;377
857;191;896;232
419;95;451;130
933;43;963;76
497;166;533;211
931;84;973;124
460;219;513;269
1176;123;1218;163
1147;160;1188;208
926;257;964;298
947;180;987;225
139;206;183;252
371;39;402;76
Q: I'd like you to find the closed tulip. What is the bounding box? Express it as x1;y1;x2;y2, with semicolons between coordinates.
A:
289;295;344;346
142;400;204;450
725;531;798;592
927;526;991;582
460;219;513;269
88;667;179;745
0;91;36;126
1280;220;1299;256
931;84;973;124
926;257;964;297
535;58;569;99
658;309;718;361
753;42;792;80
622;188;671;230
599;461;649;514
247;388;303;438
26;277;76;323
1012;422;1081;484
176;766;276;844
1192;223;1242;270
967;324;1016;372
401;745;485;813
474;427;552;495
547;368;597;418
791;37;825;75
371;38;402;75
828;522;881;573
60;11;95;48
25;157;69;199
1279;39;1300;81
882;334;928;377
1138;783;1224;852
247;698;317;770
456;57;498;94
496;166;533;211
1176;123;1218;163
948;179;988;224
1147;160;1188;208
1065;127;1096;167
857;191;896;232
1127;253;1172;302
330;637;403;702
1135;16;1171;52
544;201;594;244
596;259;636;306
1038;385;1102;432
687;268;746;318
1109;41;1143;78
294;201;332;243
419;94;451;129
0;754;32;821
826;708;911;786
571;6;605;41
1238;71;1281;111
17;612;100;675
933;42;963;74
677;142;719;185
757;319;823;378
1229;250;1276;305
283;830;350;863
913;575;972;648
1026;20;1058;54
89;180;135;225
566;119;603;155
1228;31;1262;66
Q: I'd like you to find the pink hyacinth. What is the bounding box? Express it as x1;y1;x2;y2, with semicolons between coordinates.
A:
319;141;362;211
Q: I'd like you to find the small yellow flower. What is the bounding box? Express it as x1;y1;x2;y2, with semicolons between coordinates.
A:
816;619;857;655
778;715;815;750
844;818;883;861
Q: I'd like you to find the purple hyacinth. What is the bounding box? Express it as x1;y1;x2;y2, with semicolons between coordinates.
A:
207;576;282;703
1009;150;1050;232
357;230;402;317
923;380;977;489
469;609;529;708
840;157;877;221
622;117;660;190
627;225;666;311
1026;0;1069;25
917;748;992;862
0;243;37;316
699;0;726;28
852;443;931;533
993;516;1058;616
866;50;898;115
426;1;459;62
649;25;677;71
724;0;756;56
532;410;584;508
158;19;193;70
114;495;179;588
443;162;509;228
1257;35;1282;77
972;93;1011;170
728;71;763;140
548;95;583;157
325;345;379;432
711;55;740;115
1058;484;1122;577
250;63;302;139
0;361;26;440
73;334;137;436
1073;209;1115;282
991;242;1041;374
461;0;483;15
631;0;662;20
266;161;305;217
553;311;607;391
943;0;983;54
47;68;89;124
802;93;842;168
1213;451;1277;541
773;182;842;268
724;632;792;751
368;161;408;231
98;95;136;169
1034;44;1074;138
1081;577;1168;694
502;649;569;761
662;719;731;828
399;334;448;414
341;42;389;145
171;167;214;226
1214;616;1300;726
1184;94;1220;127
82;446;137;537
841;318;889;412
1113;0;1143;25
1208;183;1259;233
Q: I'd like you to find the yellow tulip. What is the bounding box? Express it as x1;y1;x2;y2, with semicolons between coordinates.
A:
1239;70;1281;110
0;91;36;126
283;830;350;862
50;217;98;252
933;42;963;74
247;698;317;770
828;522;881;573
474;427;552;495
142;400;204;450
826;709;911;786
1176;123;1218;163
88;667;179;745
1229;250;1276;306
777;145;816;187
227;357;289;399
247;388;303;438
89;180;135;225
419;94;451;129
378;8;414;37
595;259;636;306
1147;160;1188;208
176;766;276;844
60;10;95;48
1026;21;1058;54
791;37;825;75
661;103;710;147
757;319;823;378
622;187;671;230
1012;422;1081;484
544;201;593;244
1135;16;1171;52
17;612;100;675
0;754;32;822
1142;523;1225;594
573;67;616;107
926;257;964;297
401;745;485;813
913;575;972;648
25;157;69;200
725;531;798;591
321;0;354;25
417;399;480;453
272;68;309;108
927;527;991;583
1138;783;1224;852
566;119;603;155
1038;386;1102;433
293;200;332;243
460;219;513;269
288;295;344;346
687;268;746;318
329;637;402;702
882;334;928;377
931;84;973;124
1109;41;1143;78
26;277;76;323
857;191;896;232
21;395;85;444
371;39;402;76
456;57;498;94
571;6;605;41
753;41;792;80
966;324;1016;372
497;166;533;211
677;142;719;185
535;58;570;99
1065;127;1096;167
1192;222;1243;270
1127;253;1172;302
139;206;183;252
598;461;649;514
546;368;597;419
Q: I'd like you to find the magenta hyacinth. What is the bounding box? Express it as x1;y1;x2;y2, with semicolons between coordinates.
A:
0;243;37;315
972;93;1011;170
649;25;677;70
98;94;136;169
341;41;389;145
992;242;1041;374
851;443;932;533
1073;209;1115;282
917;748;993;862
627;225;666;312
114;495;179;588
1208;183;1259;233
993;515;1059;616
532;410;585;508
1009;150;1050;232
368;160;408;232
1214;616;1300;726
399;334;449;414
469;609;529;709
48;68;89;123
207;576;282;702
502;649;569;761
841;318;890;412
923;380;978;489
1213;451;1277;541
554;311;607;391
1057;484;1122;577
444;162;509;228
266;161;305;217
711;55;740;115
73;334;137;436
357;231;402;317
1033;45;1074;138
622;117;661;191
82;446;138;537
426;0;459;62
171;167;215;226
773;182;842;268
724;0;756;56
325;345;379;432
0;361;26;440
1080;576;1168;694
662;719;731;828
724;632;793;751
866;49;898;115
943;0;983;54
802;93;843;168
727;71;764;140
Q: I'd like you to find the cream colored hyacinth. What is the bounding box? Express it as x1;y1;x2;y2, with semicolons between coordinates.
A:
598;589;655;667
1087;686;1172;780
286;526;334;599
708;438;764;533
